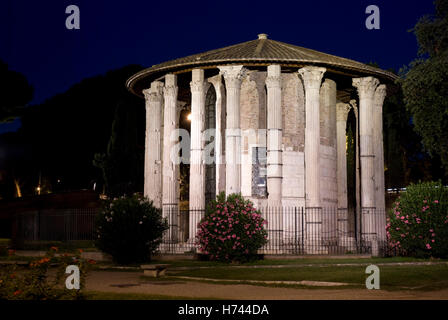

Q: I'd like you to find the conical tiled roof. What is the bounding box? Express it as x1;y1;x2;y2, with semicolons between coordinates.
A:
127;34;397;96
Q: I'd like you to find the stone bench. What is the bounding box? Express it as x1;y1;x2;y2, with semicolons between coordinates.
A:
140;264;170;277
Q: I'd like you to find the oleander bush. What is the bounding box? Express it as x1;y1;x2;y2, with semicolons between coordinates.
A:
0;247;93;300
95;195;168;264
386;181;448;258
196;193;268;263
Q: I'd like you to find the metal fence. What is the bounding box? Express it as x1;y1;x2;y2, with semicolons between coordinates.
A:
13;206;391;256
160;206;390;256
14;208;98;242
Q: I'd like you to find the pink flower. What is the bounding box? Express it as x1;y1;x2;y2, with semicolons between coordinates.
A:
426;244;432;250
434;200;439;204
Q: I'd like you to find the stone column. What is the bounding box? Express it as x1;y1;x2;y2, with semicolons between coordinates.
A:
143;81;163;208
189;69;206;242
266;65;283;207
350;99;361;241
373;84;387;243
219;65;246;196
336;102;354;247
265;65;283;248
353;76;380;254
163;74;179;242
208;75;226;195
299;66;326;254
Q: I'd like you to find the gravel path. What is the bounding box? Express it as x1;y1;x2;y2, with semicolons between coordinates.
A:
85;271;448;300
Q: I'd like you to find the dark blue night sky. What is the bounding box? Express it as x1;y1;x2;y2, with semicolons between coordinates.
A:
0;0;435;133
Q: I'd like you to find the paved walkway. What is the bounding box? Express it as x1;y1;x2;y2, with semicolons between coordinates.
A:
85;271;448;300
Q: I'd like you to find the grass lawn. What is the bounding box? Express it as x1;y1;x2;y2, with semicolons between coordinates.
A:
146;256;443;267
167;262;448;291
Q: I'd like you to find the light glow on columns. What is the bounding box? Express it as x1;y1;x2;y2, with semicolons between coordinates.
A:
187;113;192;121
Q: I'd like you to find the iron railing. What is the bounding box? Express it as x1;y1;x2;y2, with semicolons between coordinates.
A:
13;206;392;256
159;206;390;255
14;208;98;242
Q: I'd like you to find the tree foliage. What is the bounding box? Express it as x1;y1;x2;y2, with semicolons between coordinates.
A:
93;100;143;198
402;0;448;175
0;64;144;199
95;195;168;264
0;60;33;122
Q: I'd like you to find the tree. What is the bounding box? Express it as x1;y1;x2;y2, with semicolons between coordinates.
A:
16;64;144;194
402;0;448;176
383;81;444;187
0;60;33;122
93;100;144;198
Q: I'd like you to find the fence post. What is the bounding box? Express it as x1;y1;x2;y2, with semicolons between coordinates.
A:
294;207;297;254
301;207;304;254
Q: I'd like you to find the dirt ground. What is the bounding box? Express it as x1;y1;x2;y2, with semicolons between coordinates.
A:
85;271;448;300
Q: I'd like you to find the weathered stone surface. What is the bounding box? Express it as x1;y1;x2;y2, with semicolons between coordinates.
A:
219;65;247;196
281;73;305;152
143;81;163;208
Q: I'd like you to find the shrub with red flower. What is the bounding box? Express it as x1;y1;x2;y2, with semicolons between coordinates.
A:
387;181;448;258
196;193;268;262
0;247;92;300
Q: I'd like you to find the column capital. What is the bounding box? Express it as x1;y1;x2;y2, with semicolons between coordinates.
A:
336;102;352;122
352;76;379;99
163;74;178;97
207;74;223;89
349;99;358;117
218;65;247;88
190;69;206;93
298;66;326;89
143;81;164;103
374;84;387;108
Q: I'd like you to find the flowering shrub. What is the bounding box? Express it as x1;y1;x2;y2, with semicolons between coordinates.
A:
386;181;448;258
95;194;168;264
0;247;93;300
196;193;268;263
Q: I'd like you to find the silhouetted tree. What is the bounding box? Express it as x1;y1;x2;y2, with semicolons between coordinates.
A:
402;0;448;175
0;64;144;199
93;100;144;197
0;60;33;122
